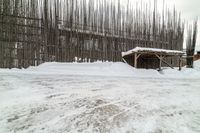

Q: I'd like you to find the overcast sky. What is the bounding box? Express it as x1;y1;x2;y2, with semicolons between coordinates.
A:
127;0;200;50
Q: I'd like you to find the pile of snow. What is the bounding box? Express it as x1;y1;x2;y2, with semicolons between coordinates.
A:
160;60;200;78
161;68;200;78
0;62;160;78
27;62;160;77
1;60;200;78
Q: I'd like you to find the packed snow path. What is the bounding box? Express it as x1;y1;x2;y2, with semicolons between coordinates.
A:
0;62;200;133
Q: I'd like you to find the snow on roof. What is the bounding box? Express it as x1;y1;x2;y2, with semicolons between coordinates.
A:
122;47;184;57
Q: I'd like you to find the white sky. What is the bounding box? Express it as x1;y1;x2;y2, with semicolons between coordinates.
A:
122;0;200;50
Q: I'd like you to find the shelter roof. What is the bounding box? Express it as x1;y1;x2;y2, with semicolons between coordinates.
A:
122;47;184;57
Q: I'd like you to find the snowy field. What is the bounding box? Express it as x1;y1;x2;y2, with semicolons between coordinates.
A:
0;61;200;133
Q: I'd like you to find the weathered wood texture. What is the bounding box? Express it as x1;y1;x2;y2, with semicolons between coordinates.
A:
0;0;185;68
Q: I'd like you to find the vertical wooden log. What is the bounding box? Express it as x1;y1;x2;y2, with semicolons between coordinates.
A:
55;15;59;62
134;53;137;68
179;55;182;71
0;13;2;67
159;55;162;71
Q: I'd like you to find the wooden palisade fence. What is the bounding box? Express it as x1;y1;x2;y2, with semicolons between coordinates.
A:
0;0;185;68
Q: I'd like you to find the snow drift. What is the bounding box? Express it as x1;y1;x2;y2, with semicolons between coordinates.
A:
1;60;200;78
0;60;200;133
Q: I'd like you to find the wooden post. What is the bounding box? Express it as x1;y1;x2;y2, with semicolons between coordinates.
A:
179;56;182;71
154;54;166;71
55;16;59;62
159;55;162;71
134;53;137;68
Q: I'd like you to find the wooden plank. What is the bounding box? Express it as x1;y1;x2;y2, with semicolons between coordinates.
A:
0;22;43;29
0;14;42;21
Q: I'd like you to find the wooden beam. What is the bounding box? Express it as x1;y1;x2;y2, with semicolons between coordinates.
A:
162;59;174;69
179;56;182;71
159;56;162;71
122;58;128;64
154;53;175;69
154;53;163;71
134;53;137;68
137;53;142;59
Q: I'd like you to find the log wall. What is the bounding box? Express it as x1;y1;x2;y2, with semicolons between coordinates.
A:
0;0;185;68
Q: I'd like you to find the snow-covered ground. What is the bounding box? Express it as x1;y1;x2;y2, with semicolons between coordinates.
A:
0;61;200;133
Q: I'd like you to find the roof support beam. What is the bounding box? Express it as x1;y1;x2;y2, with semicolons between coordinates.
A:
134;53;143;68
161;59;174;69
134;53;137;68
154;53;164;71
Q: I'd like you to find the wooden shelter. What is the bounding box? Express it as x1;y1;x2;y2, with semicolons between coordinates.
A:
122;47;184;71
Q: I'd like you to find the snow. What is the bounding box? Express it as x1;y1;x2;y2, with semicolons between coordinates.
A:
0;61;200;133
0;62;161;78
122;47;184;57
